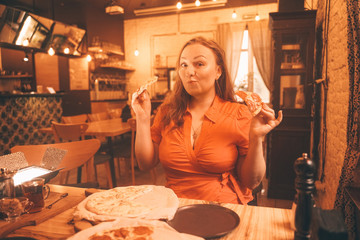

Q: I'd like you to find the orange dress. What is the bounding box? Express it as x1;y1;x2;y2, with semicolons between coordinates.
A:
151;96;253;204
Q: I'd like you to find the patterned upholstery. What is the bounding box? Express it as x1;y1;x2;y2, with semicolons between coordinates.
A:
0;95;62;155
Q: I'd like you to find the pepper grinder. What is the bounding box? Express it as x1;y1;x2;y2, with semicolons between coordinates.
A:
294;153;316;240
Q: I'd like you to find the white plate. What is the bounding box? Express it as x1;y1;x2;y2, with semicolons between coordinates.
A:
67;217;203;240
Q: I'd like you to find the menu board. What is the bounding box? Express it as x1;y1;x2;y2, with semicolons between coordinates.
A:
69;58;89;90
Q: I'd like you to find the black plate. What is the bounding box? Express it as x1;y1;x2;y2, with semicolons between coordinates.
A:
167;204;240;239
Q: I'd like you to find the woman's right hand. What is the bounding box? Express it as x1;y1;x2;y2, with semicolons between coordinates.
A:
131;89;152;120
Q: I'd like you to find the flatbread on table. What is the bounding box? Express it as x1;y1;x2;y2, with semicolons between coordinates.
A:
67;217;203;240
74;185;179;222
235;90;263;116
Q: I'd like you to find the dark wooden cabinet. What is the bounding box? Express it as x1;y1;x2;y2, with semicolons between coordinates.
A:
267;10;317;200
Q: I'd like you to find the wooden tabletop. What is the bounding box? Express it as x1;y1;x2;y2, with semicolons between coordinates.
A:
4;184;295;240
38;118;131;138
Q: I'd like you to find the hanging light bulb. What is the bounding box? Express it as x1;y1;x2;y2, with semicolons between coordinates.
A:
176;1;182;9
48;47;55;56
195;0;201;7
86;54;92;62
23;53;29;62
255;13;260;21
64;47;70;54
232;10;237;19
134;49;139;56
22;39;29;46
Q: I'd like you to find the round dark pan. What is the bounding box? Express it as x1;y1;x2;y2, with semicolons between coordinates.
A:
167;204;240;239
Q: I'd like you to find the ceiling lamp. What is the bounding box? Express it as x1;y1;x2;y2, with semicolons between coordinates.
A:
134;0;227;16
105;0;124;15
255;13;260;21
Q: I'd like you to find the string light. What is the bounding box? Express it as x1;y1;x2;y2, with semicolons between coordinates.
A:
232;10;237;19
195;0;200;7
64;47;70;54
176;1;182;9
48;47;55;56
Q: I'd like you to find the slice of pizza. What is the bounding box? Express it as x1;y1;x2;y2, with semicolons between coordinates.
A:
89;225;154;240
236;90;263;116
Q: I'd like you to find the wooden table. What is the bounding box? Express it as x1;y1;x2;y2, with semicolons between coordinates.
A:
39;119;131;188
3;185;295;240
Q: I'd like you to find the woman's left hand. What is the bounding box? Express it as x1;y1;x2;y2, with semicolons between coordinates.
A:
249;103;283;139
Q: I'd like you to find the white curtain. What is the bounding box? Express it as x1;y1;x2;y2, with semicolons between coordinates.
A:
216;23;246;84
248;19;272;91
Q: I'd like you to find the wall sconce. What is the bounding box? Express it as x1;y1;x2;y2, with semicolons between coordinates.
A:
177;1;182;9
232;10;237;19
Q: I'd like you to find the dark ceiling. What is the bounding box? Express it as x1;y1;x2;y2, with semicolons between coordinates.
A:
0;0;277;20
108;0;277;19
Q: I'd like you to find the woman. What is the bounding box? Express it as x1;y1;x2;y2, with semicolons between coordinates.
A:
131;37;282;204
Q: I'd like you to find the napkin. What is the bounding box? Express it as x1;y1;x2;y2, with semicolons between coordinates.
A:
41;147;67;170
0;152;28;171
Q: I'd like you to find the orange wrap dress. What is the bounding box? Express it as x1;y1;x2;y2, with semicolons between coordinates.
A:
151;96;253;204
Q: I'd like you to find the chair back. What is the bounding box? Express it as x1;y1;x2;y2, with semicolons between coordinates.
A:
88;112;109;122
10;139;101;173
51;121;89;142
108;108;123;119
62;114;88;124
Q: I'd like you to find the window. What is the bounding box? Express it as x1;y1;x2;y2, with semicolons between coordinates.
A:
234;30;270;103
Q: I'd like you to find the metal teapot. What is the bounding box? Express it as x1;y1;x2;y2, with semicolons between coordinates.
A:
0;168;16;198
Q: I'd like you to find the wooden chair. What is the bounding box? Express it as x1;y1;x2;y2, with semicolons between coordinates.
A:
126;117;157;185
108;108;123;119
10;139;101;185
87;112;110;122
51;121;88;143
51;121;113;187
61;114;88;124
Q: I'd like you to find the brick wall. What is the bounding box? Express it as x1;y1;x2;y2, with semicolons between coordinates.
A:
315;0;349;209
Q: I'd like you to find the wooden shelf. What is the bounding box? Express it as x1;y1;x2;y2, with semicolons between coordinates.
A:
99;64;135;71
280;68;306;75
88;46;124;56
0;74;33;79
